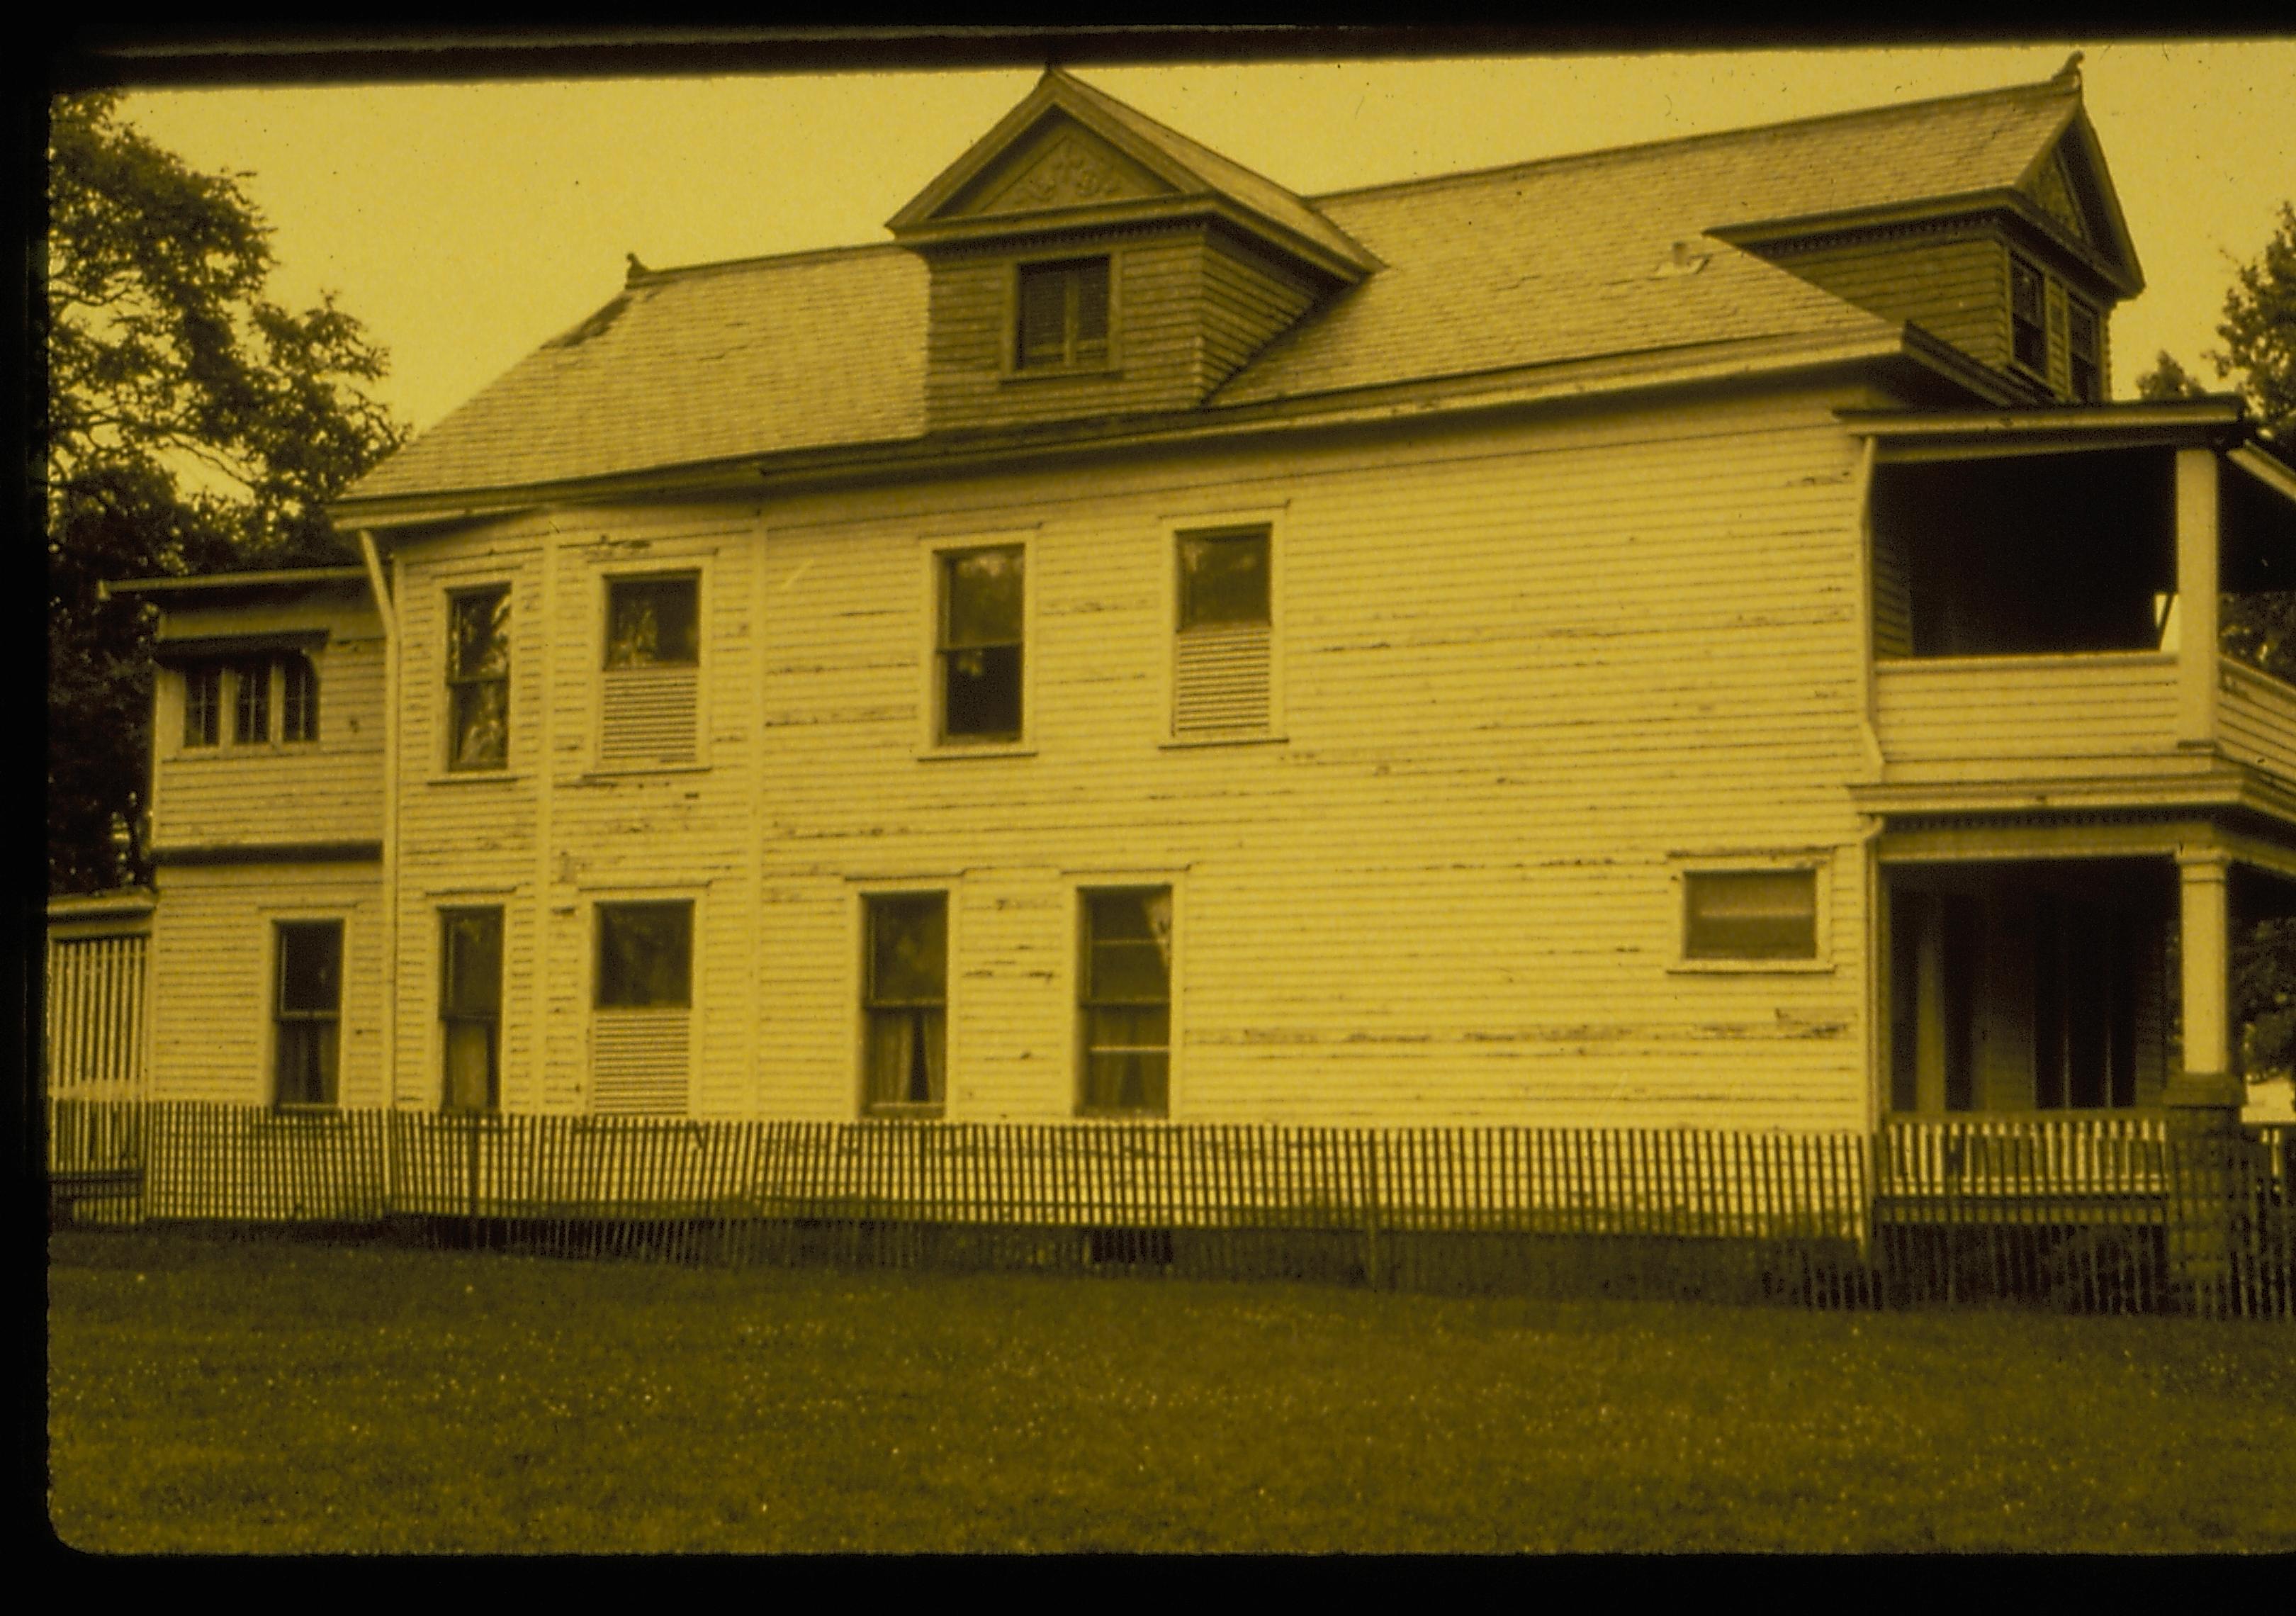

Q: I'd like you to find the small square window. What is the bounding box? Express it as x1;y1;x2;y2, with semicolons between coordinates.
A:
1684;870;1818;962
274;920;343;1107
595;902;692;1009
604;576;699;668
864;894;947;1113
1079;887;1172;1117
447;587;510;770
938;546;1025;742
183;663;222;748
1178;529;1271;630
440;908;502;1112
1016;256;1110;370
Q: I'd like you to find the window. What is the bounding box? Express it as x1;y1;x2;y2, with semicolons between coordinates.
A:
1174;526;1273;736
274;920;343;1107
937;546;1024;742
440;908;502;1113
1683;870;1818;962
2067;299;2101;403
592;900;693;1117
281;653;319;744
447;587;511;770
2010;256;2048;374
600;574;701;768
863;894;947;1114
232;658;271;744
1079;887;1172;1117
183;663;221;748
1016;256;1110;370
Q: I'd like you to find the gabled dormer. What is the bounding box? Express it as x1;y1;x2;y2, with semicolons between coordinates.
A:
889;69;1378;434
1709;60;2144;404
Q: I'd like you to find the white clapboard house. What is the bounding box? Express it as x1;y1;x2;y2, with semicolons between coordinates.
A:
100;64;2296;1152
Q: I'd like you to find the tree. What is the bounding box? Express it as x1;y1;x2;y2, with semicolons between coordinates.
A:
2140;202;2296;1082
44;93;407;894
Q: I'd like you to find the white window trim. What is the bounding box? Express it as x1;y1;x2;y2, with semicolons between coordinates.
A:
1666;850;1836;975
437;576;517;780
1158;503;1288;748
266;912;349;1111
431;902;510;1116
852;880;959;1121
587;556;713;778
916;528;1038;760
584;886;702;1116
1067;870;1185;1121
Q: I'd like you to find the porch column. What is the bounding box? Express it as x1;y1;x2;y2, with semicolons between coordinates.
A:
2176;447;2220;748
2169;848;2241;1313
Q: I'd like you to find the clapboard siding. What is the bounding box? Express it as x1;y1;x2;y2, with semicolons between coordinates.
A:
1769;232;2013;374
1198;230;1322;393
147;863;385;1106
2219;659;2296;787
925;229;1215;430
151;593;386;851
1874;653;2183;781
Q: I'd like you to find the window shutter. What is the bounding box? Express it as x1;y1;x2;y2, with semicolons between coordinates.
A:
591;1007;690;1115
1173;621;1272;735
600;663;700;767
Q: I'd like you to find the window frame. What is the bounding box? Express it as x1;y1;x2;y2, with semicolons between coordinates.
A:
601;569;703;672
279;652;320;744
1009;252;1118;376
231;657;272;746
858;887;952;1119
2008;253;2050;379
1160;506;1288;748
592;899;695;1011
919;531;1036;757
438;906;505;1113
271;917;345;1110
444;583;513;773
1075;883;1177;1121
2066;296;2103;403
1667;853;1834;974
181;661;223;749
593;563;709;775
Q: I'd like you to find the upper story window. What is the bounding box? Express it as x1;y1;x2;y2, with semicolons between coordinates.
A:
2010;256;2048;375
280;653;319;744
937;546;1025;742
232;657;271;745
1016;255;1110;371
447;586;511;771
599;573;701;770
1682;869;1819;963
2067;298;2102;402
183;663;222;748
1174;525;1273;738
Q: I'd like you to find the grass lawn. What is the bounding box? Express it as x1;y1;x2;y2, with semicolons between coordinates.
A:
45;1228;2296;1553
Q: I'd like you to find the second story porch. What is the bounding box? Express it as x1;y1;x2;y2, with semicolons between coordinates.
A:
1849;400;2296;820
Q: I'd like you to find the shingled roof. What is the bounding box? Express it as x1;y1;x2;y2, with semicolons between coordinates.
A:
340;69;2105;511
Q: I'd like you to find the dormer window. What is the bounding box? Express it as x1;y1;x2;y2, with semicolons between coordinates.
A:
1015;256;1110;371
2068;298;2101;402
2010;256;2048;375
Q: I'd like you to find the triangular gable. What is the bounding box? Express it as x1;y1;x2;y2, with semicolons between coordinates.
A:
945;113;1178;219
889;69;1375;284
2014;113;2143;293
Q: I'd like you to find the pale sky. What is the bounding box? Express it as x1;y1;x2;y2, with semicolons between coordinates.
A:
106;40;2296;438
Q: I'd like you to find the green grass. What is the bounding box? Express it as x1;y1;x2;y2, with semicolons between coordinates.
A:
45;1229;2296;1553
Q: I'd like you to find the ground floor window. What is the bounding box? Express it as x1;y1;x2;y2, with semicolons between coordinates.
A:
440;907;503;1112
863;894;947;1114
1079;887;1172;1117
590;900;693;1116
274;920;343;1107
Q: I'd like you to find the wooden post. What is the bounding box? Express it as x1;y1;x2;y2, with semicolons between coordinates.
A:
2169;848;2242;1314
2176;447;2220;750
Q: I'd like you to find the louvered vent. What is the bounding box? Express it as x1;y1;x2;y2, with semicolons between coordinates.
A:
600;666;699;768
591;1008;690;1115
1173;622;1271;735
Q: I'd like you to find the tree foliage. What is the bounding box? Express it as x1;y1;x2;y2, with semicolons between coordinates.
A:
45;93;406;894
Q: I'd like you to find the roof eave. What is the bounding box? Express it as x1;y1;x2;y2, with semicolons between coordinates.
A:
1714;189;2141;298
100;566;372;603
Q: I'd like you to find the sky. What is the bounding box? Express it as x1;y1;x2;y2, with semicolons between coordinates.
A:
102;38;2296;439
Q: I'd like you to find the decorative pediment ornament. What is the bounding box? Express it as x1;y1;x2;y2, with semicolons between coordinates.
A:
977;130;1161;215
2029;146;2090;242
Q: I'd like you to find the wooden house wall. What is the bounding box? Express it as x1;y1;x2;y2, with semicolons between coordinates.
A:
1198;230;1322;395
1772;232;2014;376
150;595;385;851
146;862;386;1105
386;379;1884;1131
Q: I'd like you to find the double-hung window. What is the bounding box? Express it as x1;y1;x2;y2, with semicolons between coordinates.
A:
600;573;701;768
937;546;1025;743
274;920;344;1107
183;663;223;748
440;908;503;1113
2067;298;2102;403
1016;255;1110;371
591;901;692;1115
863;894;947;1114
448;586;511;770
232;658;271;744
1174;526;1273;737
2010;256;2049;376
1079;887;1173;1117
280;653;319;743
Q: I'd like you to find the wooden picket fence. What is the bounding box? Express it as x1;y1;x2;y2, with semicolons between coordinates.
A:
43;1101;2296;1319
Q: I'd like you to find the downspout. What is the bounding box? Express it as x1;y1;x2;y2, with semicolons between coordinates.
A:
1847;434;1889;1189
356;530;399;1109
1850;433;1884;778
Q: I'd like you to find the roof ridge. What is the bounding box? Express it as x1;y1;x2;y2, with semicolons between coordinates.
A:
1307;72;2078;207
630;238;910;286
